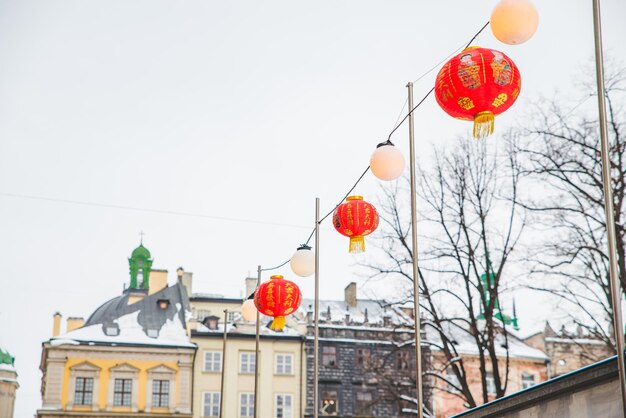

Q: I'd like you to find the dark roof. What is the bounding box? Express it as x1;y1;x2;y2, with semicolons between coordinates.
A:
84;282;190;337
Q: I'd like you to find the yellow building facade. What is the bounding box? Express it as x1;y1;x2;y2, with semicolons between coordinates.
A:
189;281;307;418
38;243;196;418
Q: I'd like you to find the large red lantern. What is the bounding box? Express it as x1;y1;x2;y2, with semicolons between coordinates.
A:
434;47;521;139
333;196;379;254
254;275;302;331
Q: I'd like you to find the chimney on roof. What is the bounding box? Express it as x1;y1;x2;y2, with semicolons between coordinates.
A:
345;282;357;308
149;269;169;295
66;317;85;332
245;276;257;299
182;271;193;296
52;312;62;337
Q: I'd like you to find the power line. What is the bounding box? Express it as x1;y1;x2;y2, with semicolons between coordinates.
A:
0;192;313;230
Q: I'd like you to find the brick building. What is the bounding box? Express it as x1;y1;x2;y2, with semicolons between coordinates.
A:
524;322;614;378
302;283;433;417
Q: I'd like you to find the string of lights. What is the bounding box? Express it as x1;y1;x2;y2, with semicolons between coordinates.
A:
260;20;492;273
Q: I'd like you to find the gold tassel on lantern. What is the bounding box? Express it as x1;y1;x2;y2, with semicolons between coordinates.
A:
270;316;286;331
349;236;365;254
473;111;495;139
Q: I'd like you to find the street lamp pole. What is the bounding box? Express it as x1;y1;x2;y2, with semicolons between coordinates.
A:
407;81;424;418
219;309;228;418
313;197;321;418
592;0;626;413
254;266;261;418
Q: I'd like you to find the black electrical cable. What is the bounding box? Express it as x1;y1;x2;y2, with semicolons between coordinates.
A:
259;21;491;273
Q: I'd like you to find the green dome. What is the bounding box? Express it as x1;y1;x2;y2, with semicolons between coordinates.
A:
0;347;15;366
131;244;151;259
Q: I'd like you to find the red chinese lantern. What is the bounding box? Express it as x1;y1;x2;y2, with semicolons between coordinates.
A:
434;47;521;139
254;275;302;331
333;196;379;254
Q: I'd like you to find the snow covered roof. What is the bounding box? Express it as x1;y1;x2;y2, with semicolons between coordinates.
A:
423;321;548;361
49;282;194;348
0;363;17;373
299;298;414;327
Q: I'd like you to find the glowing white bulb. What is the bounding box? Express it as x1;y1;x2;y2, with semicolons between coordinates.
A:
241;299;258;322
290;246;315;277
370;144;405;181
491;0;539;45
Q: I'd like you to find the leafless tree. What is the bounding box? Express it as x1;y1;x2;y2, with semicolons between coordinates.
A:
363;138;526;408
510;67;626;352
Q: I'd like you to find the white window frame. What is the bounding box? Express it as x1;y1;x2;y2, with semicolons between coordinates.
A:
202;391;220;417
67;361;100;410
203;351;222;372
521;372;536;389
446;368;461;393
486;372;496;395
275;353;294;375
145;364;176;412
275;393;293;418
240;352;256;374
239;392;255;417
106;363;139;411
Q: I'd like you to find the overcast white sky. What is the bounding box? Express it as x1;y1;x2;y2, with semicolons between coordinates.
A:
1;1;626;416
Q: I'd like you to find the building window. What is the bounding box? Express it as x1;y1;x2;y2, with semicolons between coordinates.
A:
275;354;293;375
486;372;496;395
240;393;255;417
322;346;337;367
228;311;236;322
396;351;410;370
356;391;372;416
152;380;169;408
203;392;220;417
321;391;338;416
74;377;93;405
275;394;292;418
446;368;461;393
240;352;256;374
521;372;536;389
356;348;371;368
105;326;119;336
113;378;132;406
196;309;211;321
204;351;222;372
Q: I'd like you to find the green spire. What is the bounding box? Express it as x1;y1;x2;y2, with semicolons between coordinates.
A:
512;298;519;331
0;347;15;366
128;238;153;290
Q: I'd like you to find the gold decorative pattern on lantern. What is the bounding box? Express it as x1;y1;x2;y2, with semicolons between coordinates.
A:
458;97;475;110
492;93;508;108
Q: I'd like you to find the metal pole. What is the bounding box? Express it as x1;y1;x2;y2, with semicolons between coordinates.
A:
313;197;320;418
407;81;424;418
219;309;228;418
254;266;261;418
592;0;626;412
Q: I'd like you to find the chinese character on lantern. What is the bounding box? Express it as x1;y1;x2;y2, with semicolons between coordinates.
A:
254;275;302;331
435;47;521;139
333;196;379;254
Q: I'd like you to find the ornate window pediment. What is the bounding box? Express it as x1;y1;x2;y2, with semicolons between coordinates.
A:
146;364;176;412
106;363;139;412
68;361;101;411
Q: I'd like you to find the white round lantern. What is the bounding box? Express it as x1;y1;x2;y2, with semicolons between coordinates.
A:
370;143;405;181
241;299;258;322
490;0;539;45
290;245;315;277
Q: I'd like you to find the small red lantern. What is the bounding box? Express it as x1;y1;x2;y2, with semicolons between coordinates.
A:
254;275;302;331
434;47;521;139
333;196;379;253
